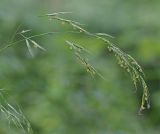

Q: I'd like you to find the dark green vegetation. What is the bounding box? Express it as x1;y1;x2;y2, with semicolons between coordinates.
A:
0;0;160;134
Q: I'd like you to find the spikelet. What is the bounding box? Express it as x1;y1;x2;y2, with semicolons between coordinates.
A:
30;39;46;51
25;39;34;57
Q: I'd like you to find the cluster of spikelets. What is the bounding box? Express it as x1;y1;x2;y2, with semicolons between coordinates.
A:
65;40;105;79
42;12;150;113
0;12;150;133
0;90;32;134
107;44;150;113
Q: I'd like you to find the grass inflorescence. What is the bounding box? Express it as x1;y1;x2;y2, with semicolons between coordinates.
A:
0;12;150;115
44;12;150;113
0;90;32;134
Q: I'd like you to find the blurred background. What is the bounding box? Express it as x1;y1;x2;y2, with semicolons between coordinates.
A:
0;0;160;134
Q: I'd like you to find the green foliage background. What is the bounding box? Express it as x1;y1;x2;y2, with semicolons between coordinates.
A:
0;0;159;134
